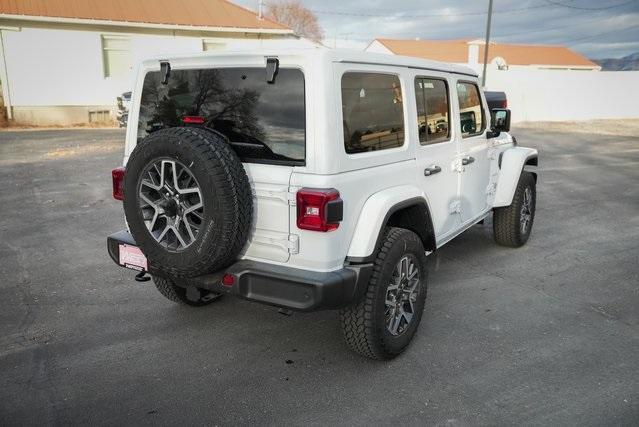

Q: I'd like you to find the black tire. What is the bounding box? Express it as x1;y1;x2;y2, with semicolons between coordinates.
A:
493;171;536;247
153;277;222;307
340;228;428;360
123;127;252;278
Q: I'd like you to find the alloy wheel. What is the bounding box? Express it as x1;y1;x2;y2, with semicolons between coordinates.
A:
137;159;204;252
385;255;421;336
520;187;533;235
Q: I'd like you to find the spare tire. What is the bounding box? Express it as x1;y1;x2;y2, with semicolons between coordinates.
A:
123;127;252;278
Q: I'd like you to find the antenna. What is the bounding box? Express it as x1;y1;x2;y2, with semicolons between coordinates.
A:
258;0;264;19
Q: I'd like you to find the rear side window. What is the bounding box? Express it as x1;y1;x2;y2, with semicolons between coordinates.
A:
414;77;450;145
341;73;405;154
456;82;485;137
138;67;305;165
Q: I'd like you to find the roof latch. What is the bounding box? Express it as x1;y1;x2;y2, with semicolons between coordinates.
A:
160;61;171;85
266;57;279;84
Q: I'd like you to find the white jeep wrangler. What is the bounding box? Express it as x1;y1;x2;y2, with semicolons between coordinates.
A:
108;48;537;359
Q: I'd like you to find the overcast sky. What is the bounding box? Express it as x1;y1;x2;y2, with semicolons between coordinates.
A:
235;0;639;58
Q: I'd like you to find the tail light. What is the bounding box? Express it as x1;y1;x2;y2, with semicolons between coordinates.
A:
502;99;508;108
221;274;236;287
296;188;343;232
182;116;205;124
112;167;126;201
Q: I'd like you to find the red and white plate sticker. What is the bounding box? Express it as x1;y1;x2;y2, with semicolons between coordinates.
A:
119;244;148;271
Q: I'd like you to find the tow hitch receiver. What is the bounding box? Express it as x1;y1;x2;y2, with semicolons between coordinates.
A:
134;270;151;282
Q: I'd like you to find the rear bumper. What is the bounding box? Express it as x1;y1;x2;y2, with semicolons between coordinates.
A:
107;230;372;311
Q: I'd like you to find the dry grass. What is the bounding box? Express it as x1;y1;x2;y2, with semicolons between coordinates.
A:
515;119;639;137
43;142;122;159
0;122;119;131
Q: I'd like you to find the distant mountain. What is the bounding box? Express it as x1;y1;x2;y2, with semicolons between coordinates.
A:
592;52;639;71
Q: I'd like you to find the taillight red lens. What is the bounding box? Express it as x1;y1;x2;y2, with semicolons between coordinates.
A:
112;167;126;201
296;188;342;232
221;274;235;287
182;116;205;124
502;99;508;108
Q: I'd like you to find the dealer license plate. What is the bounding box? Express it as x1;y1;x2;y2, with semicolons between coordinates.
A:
119;244;148;271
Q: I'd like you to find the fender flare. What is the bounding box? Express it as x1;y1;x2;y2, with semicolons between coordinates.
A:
346;185;434;263
493;147;538;207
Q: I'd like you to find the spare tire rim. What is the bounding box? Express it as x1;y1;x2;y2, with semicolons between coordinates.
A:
520;187;533;235
385;255;420;336
138;159;204;252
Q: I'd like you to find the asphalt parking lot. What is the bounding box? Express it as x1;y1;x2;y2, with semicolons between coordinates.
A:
1;127;638;425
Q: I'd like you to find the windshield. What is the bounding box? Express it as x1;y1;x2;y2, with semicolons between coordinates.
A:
138;67;306;164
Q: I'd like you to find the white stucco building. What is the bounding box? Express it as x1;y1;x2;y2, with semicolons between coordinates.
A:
366;38;601;74
366;38;639;124
0;0;313;125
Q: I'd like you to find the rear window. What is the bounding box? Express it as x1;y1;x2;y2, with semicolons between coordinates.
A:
138;67;306;165
341;72;405;154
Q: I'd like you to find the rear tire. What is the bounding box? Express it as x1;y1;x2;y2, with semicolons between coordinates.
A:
153;277;222;307
493;171;536;247
340;228;428;360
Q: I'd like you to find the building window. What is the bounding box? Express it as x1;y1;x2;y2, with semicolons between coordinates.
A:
102;35;131;78
456;82;485;137
203;39;226;51
414;77;450;145
341;72;405;154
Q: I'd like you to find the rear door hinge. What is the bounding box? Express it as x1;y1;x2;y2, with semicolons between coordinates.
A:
486;182;497;196
288;234;299;254
288;186;299;205
449;200;462;214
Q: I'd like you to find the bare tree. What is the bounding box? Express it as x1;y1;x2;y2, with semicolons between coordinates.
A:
266;0;324;43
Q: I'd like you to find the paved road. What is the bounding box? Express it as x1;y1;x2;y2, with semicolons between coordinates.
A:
1;128;637;425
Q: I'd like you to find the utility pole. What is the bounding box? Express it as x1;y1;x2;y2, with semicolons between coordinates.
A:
258;0;264;19
482;0;493;87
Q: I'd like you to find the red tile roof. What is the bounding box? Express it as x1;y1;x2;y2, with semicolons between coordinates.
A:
0;0;290;32
375;38;599;68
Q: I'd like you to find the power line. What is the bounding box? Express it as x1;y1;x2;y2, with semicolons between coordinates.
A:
330;21;639;52
542;0;638;11
311;3;550;18
495;16;634;38
560;23;639;43
330;14;622;38
311;0;637;19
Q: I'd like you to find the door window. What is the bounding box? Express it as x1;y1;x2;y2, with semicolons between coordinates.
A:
456;82;485;137
414;78;450;145
341;72;405;154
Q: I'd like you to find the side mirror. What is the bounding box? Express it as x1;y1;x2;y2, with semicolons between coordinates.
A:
488;108;510;138
492;108;511;131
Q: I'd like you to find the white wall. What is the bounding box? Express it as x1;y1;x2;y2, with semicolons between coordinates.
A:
1;27;311;108
484;66;639;122
365;40;393;55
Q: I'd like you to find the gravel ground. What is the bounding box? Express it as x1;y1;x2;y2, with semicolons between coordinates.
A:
0;127;637;425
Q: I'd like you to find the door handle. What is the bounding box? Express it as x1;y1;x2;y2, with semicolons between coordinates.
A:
424;165;441;176
462;156;475;165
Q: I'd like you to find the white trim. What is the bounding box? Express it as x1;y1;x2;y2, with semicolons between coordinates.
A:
529;64;600;70
0;14;294;35
202;37;228;51
0;30;12;119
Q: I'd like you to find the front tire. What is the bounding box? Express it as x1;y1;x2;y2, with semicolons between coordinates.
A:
153;277;222;307
493;171;536;247
340;228;428;360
